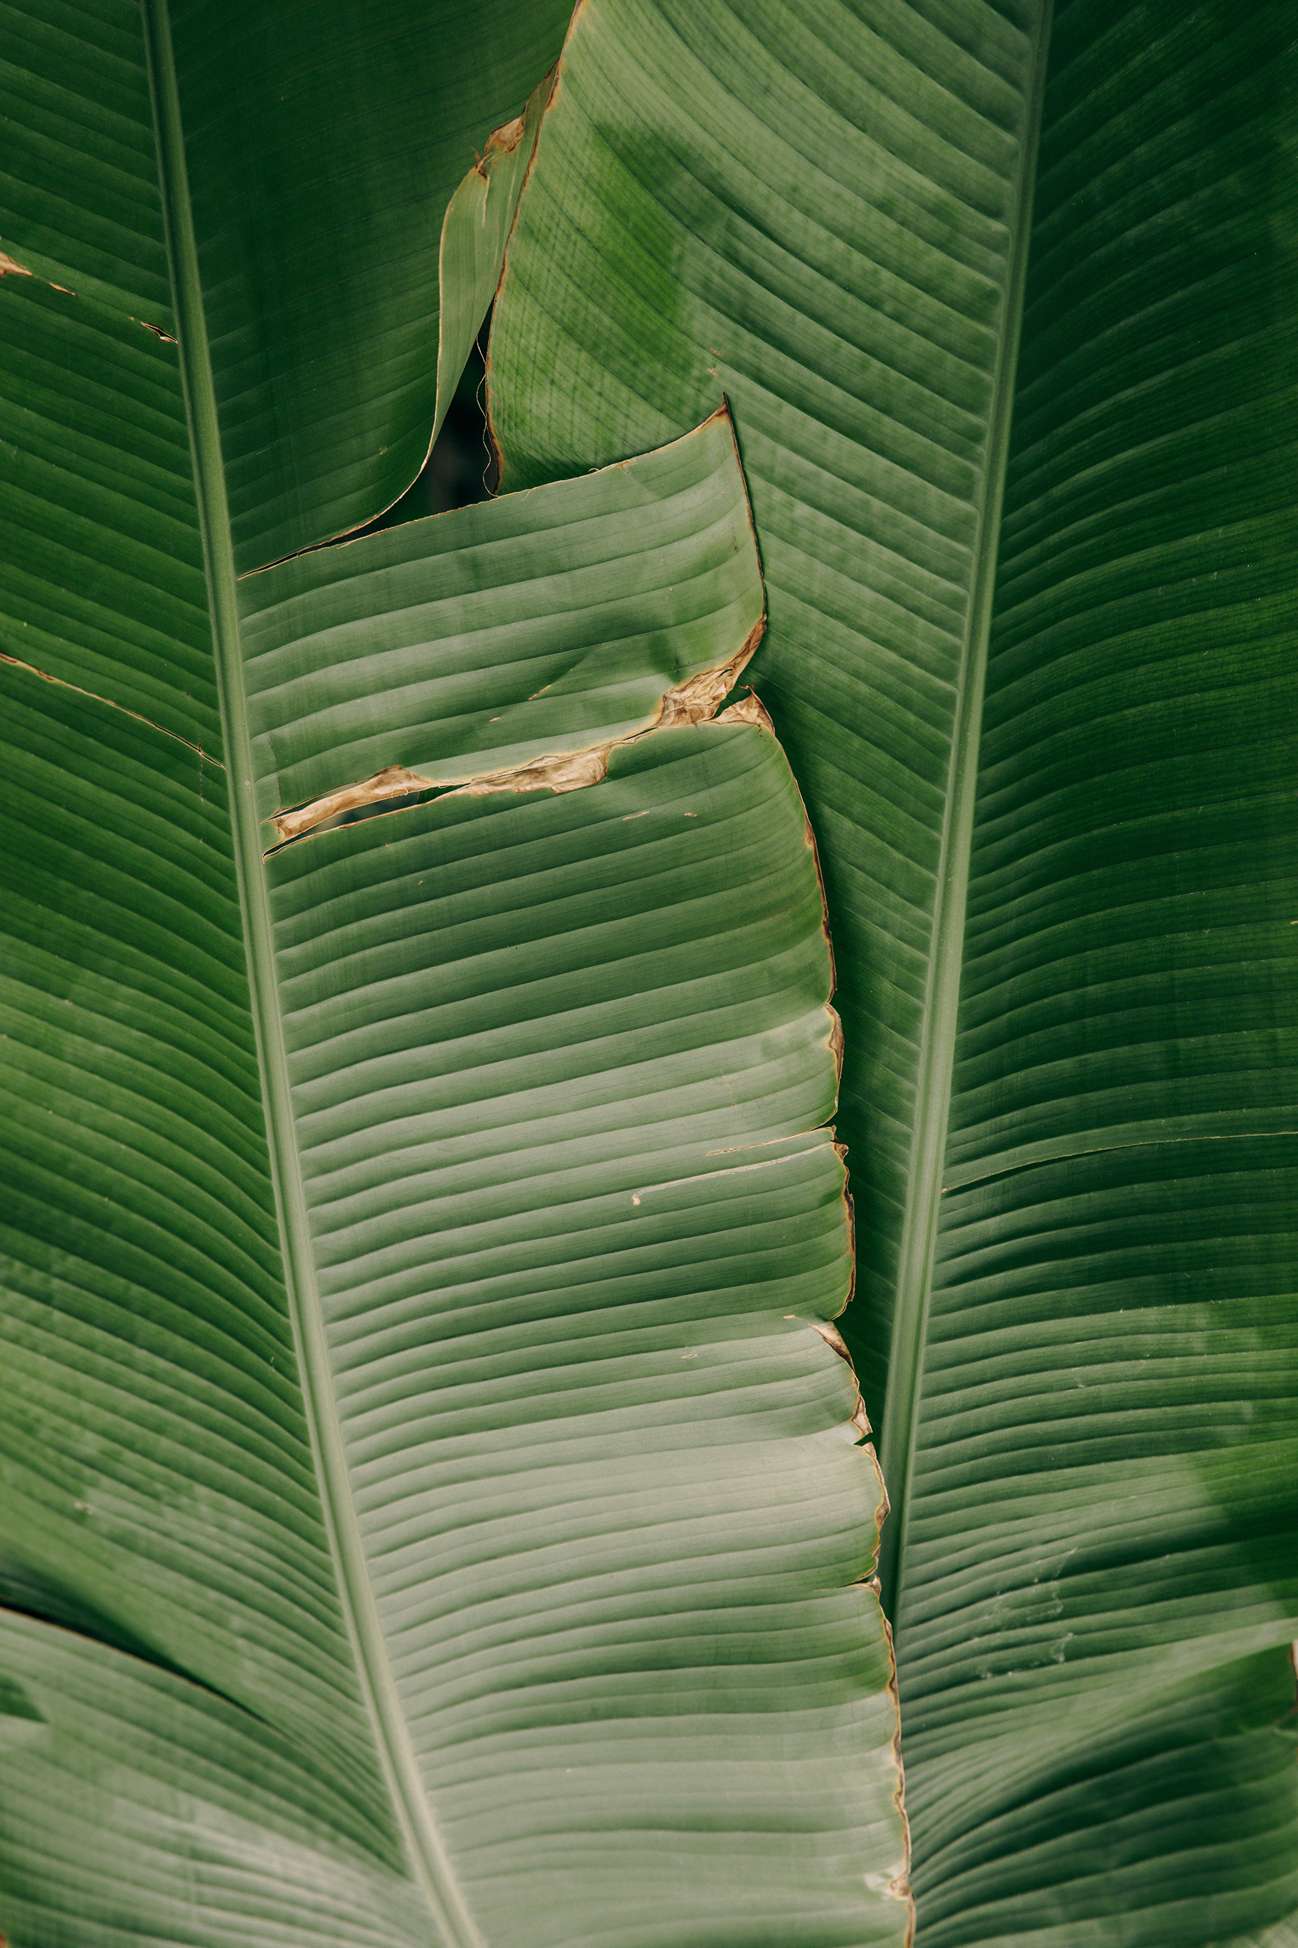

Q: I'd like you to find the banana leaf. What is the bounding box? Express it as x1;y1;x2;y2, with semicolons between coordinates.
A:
0;1;910;1941
488;1;1298;1940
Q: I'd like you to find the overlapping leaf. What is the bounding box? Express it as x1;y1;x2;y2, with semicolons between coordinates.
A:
0;0;572;567
489;0;1298;1938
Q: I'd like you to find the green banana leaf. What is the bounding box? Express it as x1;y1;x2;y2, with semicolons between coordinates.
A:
0;5;910;1941
488;0;1298;1941
1;0;572;567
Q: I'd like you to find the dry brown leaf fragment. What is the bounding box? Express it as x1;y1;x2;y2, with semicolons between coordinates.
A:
269;625;763;847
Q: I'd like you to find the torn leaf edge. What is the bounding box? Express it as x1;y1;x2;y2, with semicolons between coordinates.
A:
268;622;761;848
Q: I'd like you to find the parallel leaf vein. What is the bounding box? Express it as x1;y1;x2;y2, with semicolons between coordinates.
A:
140;4;477;1939
875;2;1055;1617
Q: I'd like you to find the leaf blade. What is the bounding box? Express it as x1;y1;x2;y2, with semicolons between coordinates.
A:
0;24;906;1912
486;0;1298;1936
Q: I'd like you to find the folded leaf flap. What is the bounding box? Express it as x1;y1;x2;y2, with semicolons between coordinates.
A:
240;410;763;831
434;73;554;457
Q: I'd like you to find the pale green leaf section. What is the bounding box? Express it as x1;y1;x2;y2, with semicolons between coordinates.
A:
487;0;1298;1939
0;1615;427;1948
264;714;905;1947
238;410;763;837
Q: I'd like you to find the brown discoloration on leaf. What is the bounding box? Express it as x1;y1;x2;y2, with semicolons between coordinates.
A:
0;253;177;341
800;1316;872;1441
271;762;435;842
472;106;532;180
270;615;763;846
453;622;761;801
659;620;762;721
826;1007;846;1074
877;1601;916;1936
717;690;769;731
808;1318;852;1364
0;253;76;297
449;623;761;794
0;650;221;767
449;743;609;799
487;112;527;156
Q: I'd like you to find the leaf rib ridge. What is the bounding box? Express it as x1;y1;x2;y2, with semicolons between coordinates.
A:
874;0;1055;1616
140;3;479;1939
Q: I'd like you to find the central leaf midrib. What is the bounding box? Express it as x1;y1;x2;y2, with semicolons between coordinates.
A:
874;1;1054;1619
140;5;477;1939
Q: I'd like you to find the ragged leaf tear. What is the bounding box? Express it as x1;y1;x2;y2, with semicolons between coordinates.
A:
268;623;763;848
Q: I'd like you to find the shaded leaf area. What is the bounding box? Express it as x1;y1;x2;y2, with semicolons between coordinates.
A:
356;331;502;544
408;332;501;520
909;1650;1298;1947
1;669;378;1799
0;1615;426;1948
0;275;216;751
434;78;552;463
488;0;1298;1939
0;0;572;568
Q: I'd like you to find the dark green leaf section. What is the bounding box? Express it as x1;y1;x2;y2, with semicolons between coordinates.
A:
0;59;904;1919
166;0;573;567
0;0;171;319
0;0;572;571
897;5;1298;1938
0;666;390;1806
488;0;1298;1938
0;276;215;752
238;409;762;831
